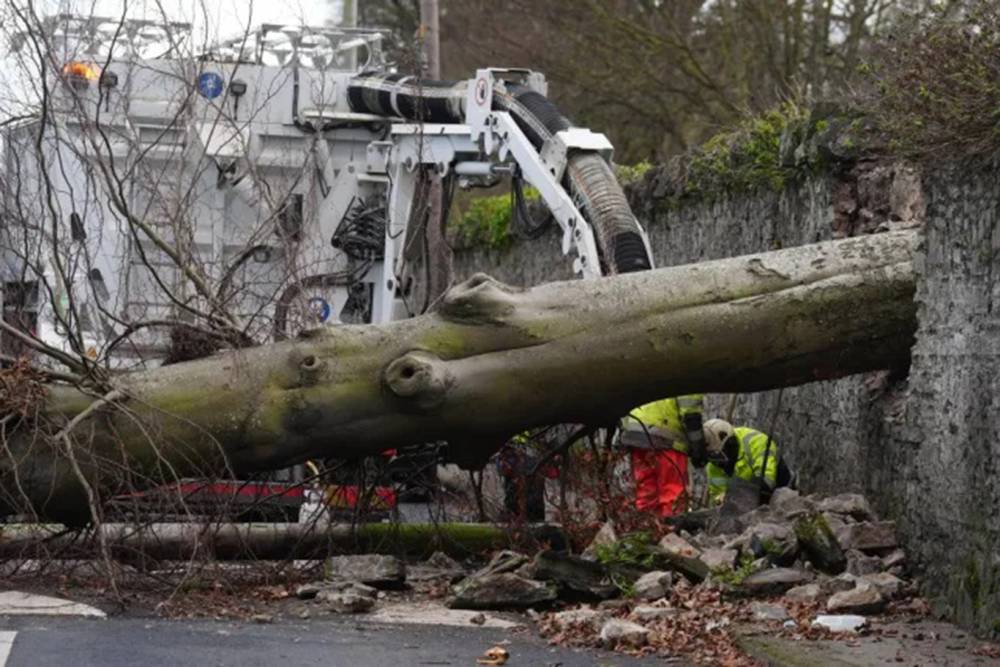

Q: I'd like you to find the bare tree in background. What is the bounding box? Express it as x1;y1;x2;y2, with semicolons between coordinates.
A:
436;0;948;162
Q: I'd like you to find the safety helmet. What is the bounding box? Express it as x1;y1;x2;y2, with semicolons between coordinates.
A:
703;418;734;456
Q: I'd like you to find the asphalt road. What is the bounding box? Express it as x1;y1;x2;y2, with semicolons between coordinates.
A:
0;615;665;667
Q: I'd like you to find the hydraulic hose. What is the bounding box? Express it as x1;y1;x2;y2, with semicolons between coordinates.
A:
347;75;652;275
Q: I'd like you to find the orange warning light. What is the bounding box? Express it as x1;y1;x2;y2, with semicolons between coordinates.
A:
62;62;100;81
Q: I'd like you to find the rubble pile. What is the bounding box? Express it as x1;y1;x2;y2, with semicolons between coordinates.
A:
523;489;925;664
283;490;930;664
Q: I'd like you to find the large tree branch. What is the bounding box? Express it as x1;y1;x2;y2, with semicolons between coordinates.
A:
1;230;919;523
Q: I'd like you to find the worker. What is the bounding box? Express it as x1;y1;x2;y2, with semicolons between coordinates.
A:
619;395;707;517
497;434;558;522
702;419;792;504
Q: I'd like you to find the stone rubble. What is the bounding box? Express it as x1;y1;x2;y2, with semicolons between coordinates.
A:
632;571;673;601
324;554;406;589
289;489;927;660
527;489;928;662
598;618;650;648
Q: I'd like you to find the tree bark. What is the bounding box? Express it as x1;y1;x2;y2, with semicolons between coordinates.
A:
1;231;919;523
0;522;565;561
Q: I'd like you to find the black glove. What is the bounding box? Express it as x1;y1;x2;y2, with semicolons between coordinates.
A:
720;435;739;476
682;413;708;468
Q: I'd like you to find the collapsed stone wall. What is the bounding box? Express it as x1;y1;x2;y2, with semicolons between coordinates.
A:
452;159;1000;634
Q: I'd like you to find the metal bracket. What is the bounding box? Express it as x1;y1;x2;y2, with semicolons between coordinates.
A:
486;113;602;279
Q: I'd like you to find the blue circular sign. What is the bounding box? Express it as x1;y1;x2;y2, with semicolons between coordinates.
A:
307;297;332;323
197;72;224;99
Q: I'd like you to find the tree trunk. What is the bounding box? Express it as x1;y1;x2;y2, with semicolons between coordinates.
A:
1;231;918;523
0;522;565;561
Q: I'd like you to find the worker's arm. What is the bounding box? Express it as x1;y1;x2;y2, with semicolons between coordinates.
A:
747;432;779;487
705;461;728;503
677;394;707;467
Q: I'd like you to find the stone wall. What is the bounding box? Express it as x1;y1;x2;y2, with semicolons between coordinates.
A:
451;159;1000;634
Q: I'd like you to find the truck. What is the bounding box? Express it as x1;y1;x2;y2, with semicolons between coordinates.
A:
0;14;654;520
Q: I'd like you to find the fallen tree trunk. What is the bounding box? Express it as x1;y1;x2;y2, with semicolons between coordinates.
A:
1;231;919;523
0;522;566;561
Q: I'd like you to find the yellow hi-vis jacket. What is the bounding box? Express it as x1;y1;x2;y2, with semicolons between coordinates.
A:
620;395;704;453
706;427;778;503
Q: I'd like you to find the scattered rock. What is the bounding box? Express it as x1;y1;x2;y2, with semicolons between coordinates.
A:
741;568;814;596
298;610;311;620
822;573;859;594
746;522;799;566
316;581;378;602
794;513;846;574
326;592;376;614
427;551;463;572
736;505;777;531
784;583;824;603
512;561;538;580
598;598;632;612
701;548;738;572
716;477;764;533
882;549;906;570
860;572;905;599
769;488;815;518
449;573;557;610
325;554;406;589
812;614;868;633
295;582;322;600
599;619;650;648
659;533;701;559
469;612;486;625
633;571;673;601
552;607;607;631
252;613;273;624
654;535;709;582
582;521;618;560
476;551;529;577
751;602;791;622
827;582;885;615
821;511;848;534
631;605;678;622
532;550;617;600
817;493;874;521
846;549;883;576
689;533;730;551
835;521;898;553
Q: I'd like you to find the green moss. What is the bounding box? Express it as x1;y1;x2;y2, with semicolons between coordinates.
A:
681;101;809;200
614;161;653;186
965;556;984;610
417;326;475;359
759;538;783;558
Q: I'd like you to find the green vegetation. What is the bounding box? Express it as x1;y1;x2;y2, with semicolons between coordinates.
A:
614;161;654;186
451;191;516;249
450;187;550;250
592;531;659;570
683;102;809;197
858;1;1000;159
593;532;660;597
711;552;758;587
